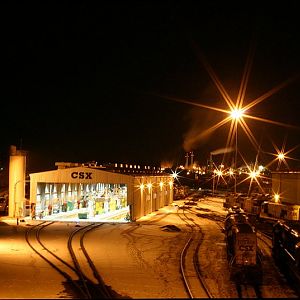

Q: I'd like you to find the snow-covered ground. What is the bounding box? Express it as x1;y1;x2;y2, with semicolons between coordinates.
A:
0;196;298;298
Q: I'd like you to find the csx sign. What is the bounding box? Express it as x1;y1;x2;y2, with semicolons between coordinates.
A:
239;245;254;251
71;172;92;179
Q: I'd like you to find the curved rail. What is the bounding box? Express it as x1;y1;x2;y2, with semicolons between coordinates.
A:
186;205;262;298
25;221;111;299
79;224;112;298
180;234;194;297
25;221;87;298
177;206;212;298
68;222;113;298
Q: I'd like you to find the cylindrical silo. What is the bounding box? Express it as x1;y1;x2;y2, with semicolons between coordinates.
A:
8;145;27;218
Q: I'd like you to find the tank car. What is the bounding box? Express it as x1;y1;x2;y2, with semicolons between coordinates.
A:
224;211;262;284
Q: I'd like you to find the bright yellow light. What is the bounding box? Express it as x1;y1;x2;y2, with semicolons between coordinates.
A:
169;180;173;186
160;50;298;160
274;193;280;203
147;183;152;191
171;173;178;179
264;141;300;170
159;182;164;188
230;108;244;120
216;170;223;176
249;171;258;179
140;183;144;190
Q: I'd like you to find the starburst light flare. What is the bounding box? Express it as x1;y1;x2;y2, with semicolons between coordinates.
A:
155;42;299;169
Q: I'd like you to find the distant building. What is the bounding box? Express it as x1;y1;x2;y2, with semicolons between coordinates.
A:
79;161;164;175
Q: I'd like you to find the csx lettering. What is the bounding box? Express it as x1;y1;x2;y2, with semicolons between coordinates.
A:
239;245;254;251
71;172;92;179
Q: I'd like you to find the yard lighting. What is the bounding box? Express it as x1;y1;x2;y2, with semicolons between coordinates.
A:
274;193;280;203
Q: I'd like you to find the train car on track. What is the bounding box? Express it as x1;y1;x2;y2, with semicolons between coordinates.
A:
224;193;271;217
264;202;300;221
224;211;262;284
223;192;300;222
272;220;300;284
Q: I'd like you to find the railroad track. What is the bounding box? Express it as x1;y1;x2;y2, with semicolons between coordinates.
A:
25;221;112;299
257;230;273;250
177;206;213;298
186;204;263;298
235;282;262;298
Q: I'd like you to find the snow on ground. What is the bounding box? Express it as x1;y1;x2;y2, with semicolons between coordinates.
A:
0;196;298;298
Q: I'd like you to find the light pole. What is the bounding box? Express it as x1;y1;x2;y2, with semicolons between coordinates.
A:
14;180;21;225
276;153;285;170
212;169;223;196
212;170;216;196
234;121;238;194
230;108;243;194
14;179;30;225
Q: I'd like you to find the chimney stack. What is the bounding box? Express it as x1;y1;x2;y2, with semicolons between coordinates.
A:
185;152;189;169
190;151;194;168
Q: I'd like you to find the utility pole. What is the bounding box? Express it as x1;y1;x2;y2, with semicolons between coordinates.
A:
13;179;30;225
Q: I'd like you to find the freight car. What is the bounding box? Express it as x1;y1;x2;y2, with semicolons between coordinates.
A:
223;192;300;222
264;202;300;221
224;211;262;284
224;193;271;216
272;220;300;284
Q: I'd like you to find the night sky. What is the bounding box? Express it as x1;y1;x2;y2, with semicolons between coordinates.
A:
1;1;300;173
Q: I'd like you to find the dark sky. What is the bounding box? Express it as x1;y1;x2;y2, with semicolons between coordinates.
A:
1;1;300;172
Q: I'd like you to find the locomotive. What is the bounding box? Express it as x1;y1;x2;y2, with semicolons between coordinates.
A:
224;210;263;284
272;220;300;284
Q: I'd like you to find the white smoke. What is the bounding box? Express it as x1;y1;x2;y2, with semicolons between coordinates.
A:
210;147;235;155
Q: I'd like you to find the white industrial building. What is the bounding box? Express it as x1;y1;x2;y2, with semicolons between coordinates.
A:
29;166;174;221
8;146;174;222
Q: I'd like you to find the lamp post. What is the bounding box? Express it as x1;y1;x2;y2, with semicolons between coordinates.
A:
14;180;21;225
230;108;244;194
14;179;30;225
212;169;222;196
277;153;285;171
212;170;216;196
234;122;238;194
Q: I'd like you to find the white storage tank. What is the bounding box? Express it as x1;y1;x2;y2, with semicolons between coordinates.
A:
8;145;27;217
